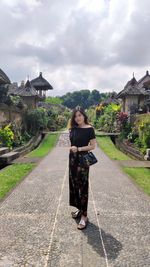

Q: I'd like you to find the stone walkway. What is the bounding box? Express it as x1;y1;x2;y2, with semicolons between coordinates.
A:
0;130;150;266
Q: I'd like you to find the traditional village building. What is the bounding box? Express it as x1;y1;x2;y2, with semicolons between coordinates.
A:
0;68;11;103
0;68;10;85
0;68;53;109
116;71;150;114
31;72;53;99
14;80;41;109
8;82;19;95
101;91;120;106
138;71;150;112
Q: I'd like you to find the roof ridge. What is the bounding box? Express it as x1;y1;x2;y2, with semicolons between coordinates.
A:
138;70;150;84
0;68;11;84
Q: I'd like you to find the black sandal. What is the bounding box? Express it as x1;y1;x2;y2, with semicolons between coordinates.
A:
71;209;82;219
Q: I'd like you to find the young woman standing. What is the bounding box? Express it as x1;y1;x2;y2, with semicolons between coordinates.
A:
68;106;96;230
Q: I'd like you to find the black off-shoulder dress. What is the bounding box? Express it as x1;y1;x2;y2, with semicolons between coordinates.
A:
69;126;96;216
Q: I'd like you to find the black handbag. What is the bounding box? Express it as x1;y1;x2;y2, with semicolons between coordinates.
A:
78;151;98;167
72;127;98;167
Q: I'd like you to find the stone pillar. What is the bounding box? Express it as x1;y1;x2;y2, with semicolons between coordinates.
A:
144;149;150;160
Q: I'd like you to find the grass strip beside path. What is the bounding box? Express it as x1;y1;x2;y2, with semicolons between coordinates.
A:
122;167;150;196
0;132;60;201
27;132;60;158
96;135;150;197
96;136;131;160
0;163;35;200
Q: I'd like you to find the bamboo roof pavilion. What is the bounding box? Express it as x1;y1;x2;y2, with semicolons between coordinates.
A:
31;72;53;98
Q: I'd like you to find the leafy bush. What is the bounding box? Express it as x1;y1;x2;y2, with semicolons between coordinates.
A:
47;107;69;130
95;103;121;132
129;114;150;153
47;117;58;131
0;124;14;149
116;111;132;140
56;115;67;128
5;95;13;106
5;95;24;108
24;108;49;135
10;122;23;147
119;121;132;140
86;107;96;124
12;123;32;147
138;121;150;153
46;96;63;105
95;103;105;117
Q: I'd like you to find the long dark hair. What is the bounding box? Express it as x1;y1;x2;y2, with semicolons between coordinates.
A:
68;106;91;129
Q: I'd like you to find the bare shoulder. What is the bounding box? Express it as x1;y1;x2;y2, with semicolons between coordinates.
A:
86;124;94;128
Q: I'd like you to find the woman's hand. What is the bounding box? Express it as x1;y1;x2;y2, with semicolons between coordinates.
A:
70;146;78;153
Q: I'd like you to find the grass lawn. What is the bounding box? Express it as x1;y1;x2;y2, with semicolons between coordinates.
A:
122;167;150;196
96;135;150;197
0;131;61;200
27;132;60;157
96;136;131;160
0;163;36;200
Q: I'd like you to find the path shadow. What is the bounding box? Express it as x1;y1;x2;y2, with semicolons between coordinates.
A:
75;218;122;260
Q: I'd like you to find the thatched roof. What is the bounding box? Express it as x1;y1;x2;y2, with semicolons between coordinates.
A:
102;97;119;105
102;92;120;105
31;72;53;91
0;68;11;85
8;82;19;95
143;80;150;88
116;77;149;99
138;70;150;89
15;80;40;97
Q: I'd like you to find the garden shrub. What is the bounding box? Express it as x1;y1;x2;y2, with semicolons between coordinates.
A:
56;115;67;129
95;103;121;132
0;124;14;149
24;108;49;135
129;114;150;153
138;121;150;153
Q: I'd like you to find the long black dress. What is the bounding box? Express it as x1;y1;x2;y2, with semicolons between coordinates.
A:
68;126;96;216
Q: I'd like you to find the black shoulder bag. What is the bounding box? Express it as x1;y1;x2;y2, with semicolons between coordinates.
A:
73;127;98;168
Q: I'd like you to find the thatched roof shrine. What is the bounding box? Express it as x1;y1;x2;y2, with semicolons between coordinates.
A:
116;77;149;99
31;72;53;91
102;92;120;105
16;80;40;97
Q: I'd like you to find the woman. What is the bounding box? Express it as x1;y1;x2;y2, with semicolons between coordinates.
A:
68;105;96;230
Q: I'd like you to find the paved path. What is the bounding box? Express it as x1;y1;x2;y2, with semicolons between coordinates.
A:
0;130;150;267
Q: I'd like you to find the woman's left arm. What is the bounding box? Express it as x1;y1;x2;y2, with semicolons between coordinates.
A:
78;138;96;152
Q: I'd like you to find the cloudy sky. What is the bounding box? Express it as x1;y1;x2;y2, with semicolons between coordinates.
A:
1;0;150;96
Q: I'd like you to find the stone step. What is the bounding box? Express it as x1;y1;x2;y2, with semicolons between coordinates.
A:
0;147;10;156
0;151;19;164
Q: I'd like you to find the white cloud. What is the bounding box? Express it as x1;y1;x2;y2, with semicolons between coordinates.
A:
0;0;150;96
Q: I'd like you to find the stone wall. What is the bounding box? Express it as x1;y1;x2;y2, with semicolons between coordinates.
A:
13;131;44;156
0;103;23;127
115;137;144;160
